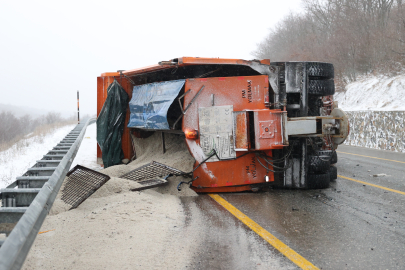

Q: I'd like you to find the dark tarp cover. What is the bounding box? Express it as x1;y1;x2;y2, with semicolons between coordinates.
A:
127;79;185;129
97;79;129;168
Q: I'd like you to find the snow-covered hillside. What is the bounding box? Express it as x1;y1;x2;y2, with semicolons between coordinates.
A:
334;74;405;111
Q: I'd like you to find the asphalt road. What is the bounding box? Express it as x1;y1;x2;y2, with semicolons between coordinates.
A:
180;145;405;269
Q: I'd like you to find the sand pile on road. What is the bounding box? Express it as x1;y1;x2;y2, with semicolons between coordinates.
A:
78;132;197;197
24;187;193;269
127;132;197;197
23;132;199;269
50;131;196;216
51;131;196;216
49;176;144;216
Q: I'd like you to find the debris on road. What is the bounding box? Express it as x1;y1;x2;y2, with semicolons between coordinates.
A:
120;161;185;192
61;165;111;210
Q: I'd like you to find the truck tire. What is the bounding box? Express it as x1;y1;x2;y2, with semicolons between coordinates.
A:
329;165;337;181
330;151;338;164
307;62;334;79
308;152;331;173
308;106;320;116
307;172;330;189
319;150;334;162
308;80;335;96
308;96;322;116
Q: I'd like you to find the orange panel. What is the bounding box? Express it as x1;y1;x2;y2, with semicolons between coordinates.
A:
190;151;274;189
234;112;248;150
100;72;120;77
253;110;284;150
182;75;277;191
191;185;252;193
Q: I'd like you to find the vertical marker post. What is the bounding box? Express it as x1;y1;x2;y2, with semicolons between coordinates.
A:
77;90;80;123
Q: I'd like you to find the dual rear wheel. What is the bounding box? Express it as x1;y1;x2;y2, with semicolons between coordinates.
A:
306;62;337;189
307;150;338;189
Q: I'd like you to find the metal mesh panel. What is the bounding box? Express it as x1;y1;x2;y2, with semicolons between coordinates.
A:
61;165;110;209
129;178;169;191
120;161;184;182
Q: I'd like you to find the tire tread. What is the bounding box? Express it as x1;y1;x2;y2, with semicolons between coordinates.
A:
308;80;335;96
307;172;330;189
306;62;334;79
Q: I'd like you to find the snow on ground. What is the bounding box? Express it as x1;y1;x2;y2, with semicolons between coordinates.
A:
334;73;405;111
0;124;76;189
0;122;102;189
70;123;102;171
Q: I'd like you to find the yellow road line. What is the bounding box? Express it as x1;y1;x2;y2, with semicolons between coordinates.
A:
338;175;405;196
337;151;405;164
208;194;319;270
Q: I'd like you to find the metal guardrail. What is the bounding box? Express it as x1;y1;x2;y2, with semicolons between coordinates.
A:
0;118;96;270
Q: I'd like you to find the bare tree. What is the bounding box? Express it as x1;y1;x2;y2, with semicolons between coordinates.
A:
253;0;404;86
45;112;62;125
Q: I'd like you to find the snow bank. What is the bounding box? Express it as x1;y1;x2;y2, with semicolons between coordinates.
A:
344;111;405;152
333;73;405;152
0;124;76;189
334;73;405;111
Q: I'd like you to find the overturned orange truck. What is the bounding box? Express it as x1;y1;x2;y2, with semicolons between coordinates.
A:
97;57;349;193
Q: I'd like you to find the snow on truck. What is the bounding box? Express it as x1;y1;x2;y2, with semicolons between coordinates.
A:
96;57;349;192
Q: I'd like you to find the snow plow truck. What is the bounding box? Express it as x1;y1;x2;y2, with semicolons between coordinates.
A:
97;57;349;193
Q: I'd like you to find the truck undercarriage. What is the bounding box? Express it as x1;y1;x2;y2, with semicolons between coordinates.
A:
97;57;349;192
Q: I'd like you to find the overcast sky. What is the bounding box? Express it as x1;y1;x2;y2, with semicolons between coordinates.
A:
0;0;302;117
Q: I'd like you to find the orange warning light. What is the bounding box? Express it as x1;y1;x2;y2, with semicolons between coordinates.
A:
185;129;198;140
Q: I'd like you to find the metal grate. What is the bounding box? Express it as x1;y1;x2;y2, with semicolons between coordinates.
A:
120;161;184;182
61;165;110;210
130;178;169;192
120;161;184;184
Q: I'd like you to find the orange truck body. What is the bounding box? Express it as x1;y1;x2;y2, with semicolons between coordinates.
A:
97;57;348;192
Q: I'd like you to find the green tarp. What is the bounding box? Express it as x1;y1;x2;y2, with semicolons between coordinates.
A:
97;79;129;168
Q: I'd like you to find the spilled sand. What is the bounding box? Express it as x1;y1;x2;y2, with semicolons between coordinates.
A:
22;132;199;269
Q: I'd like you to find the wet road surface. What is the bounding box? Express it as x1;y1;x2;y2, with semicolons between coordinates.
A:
180;145;405;269
179;195;299;270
